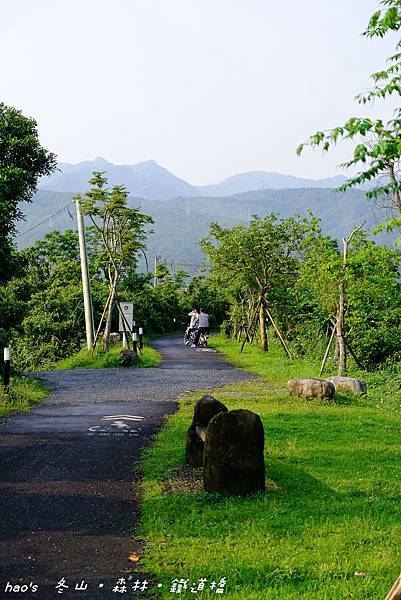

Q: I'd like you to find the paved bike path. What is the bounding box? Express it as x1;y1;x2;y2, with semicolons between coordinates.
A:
0;335;251;599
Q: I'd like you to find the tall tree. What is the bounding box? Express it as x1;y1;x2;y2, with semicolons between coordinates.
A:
201;214;319;353
78;172;153;347
0;103;56;282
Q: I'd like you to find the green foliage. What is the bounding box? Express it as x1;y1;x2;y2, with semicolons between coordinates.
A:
8;230;108;371
200;213;324;349
293;232;401;367
5;224;200;370
78;171;154;345
201;214;319;299
184;274;228;324
0;375;48;417
121;268;188;332
54;344;159;370
0;102;56;284
364;1;401;39
79;171;153;277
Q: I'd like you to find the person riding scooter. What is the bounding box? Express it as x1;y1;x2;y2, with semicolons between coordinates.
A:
184;309;199;346
193;308;209;347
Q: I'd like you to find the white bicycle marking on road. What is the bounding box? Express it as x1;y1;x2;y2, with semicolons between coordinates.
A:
101;415;145;421
87;415;145;436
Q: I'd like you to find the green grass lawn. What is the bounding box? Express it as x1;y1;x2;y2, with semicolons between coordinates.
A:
138;335;401;599
0;376;48;417
54;344;160;370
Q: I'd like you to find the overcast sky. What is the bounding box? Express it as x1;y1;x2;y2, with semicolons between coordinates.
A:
1;0;398;184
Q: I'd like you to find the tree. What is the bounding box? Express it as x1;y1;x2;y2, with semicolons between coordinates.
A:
79;172;153;347
9;231;95;370
0;103;56;283
297;1;401;229
201;214;320;353
297;229;401;370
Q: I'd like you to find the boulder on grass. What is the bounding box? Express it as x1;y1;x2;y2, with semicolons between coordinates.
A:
185;395;228;467
203;409;265;496
327;376;367;396
119;349;139;367
288;378;335;401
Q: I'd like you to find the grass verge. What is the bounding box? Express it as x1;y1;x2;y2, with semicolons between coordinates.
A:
54;344;160;370
138;335;401;599
0;376;48;417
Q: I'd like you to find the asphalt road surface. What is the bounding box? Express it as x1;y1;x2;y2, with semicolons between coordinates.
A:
0;335;251;599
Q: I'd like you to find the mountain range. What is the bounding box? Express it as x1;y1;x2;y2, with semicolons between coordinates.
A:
21;158;389;270
18;187;391;269
39;157;348;200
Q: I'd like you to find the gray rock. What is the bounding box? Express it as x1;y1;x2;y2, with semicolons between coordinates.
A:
109;332;121;346
327;376;367;395
203;409;265;496
287;378;335;400
185;395;228;467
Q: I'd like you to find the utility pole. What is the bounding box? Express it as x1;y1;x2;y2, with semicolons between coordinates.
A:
75;195;94;350
153;255;158;287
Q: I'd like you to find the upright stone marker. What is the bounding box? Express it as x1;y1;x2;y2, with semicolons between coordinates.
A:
185;395;228;467
203;409;265;496
119;349;138;367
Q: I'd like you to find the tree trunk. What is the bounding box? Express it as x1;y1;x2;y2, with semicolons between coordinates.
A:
103;280;117;348
335;223;364;377
337;282;346;376
258;293;268;351
333;337;339;364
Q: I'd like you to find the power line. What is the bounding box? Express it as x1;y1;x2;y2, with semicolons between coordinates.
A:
158;256;203;269
15;201;75;239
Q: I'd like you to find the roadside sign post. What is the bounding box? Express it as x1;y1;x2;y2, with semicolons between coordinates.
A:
3;347;10;393
138;327;144;350
118;303;134;348
132;332;138;355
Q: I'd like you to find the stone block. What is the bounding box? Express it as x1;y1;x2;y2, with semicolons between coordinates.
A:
203;409;265;496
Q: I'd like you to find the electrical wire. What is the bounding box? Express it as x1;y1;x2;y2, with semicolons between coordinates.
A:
15;201;75;239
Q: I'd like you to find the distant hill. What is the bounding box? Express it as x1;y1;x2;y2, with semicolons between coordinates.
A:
39;157;350;200
39;157;197;200
17;187;392;268
199;171;347;196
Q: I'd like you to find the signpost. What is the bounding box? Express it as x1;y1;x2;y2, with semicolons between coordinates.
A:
118;302;133;346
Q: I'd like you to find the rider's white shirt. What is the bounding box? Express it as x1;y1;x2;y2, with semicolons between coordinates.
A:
188;311;198;328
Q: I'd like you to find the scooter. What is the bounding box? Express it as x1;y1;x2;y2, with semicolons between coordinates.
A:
184;328;208;348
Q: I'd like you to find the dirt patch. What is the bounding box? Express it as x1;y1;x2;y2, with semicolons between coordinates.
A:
163;466;204;495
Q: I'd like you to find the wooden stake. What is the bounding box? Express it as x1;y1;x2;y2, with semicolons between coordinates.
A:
319;323;336;376
385;574;401;600
241;298;260;353
265;307;293;359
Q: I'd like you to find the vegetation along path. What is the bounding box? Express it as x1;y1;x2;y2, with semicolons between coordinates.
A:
0;335;252;599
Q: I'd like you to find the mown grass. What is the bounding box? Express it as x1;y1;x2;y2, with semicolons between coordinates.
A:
0;376;48;417
54;344;160;370
211;334;401;415
138;335;401;599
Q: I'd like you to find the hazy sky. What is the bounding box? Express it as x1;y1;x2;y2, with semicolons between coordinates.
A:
1;0;398;184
